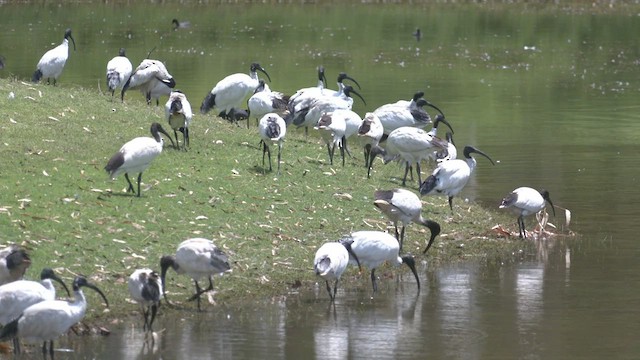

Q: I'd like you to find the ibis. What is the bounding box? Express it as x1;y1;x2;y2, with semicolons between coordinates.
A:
314;109;362;166
258;113;287;175
499;187;556;239
0;245;31;286
373;188;441;253
128;268;162;333
160;238;231;311
104;122;174;197
172;18;191;30
165;90;193;150
291;85;365;134
374;92;445;137
200;62;271;120
247;80;289;128
32;28;76;86
357;112;384;178
419;145;495;211
121;59;176;105
313;241;361;302
0;276;108;358
339;231;420;297
106;48;133;99
435;131;457;163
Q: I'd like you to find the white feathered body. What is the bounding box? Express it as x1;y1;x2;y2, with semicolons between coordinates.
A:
174;238;231;281
346;231;402;270
314;242;349;283
36;39;70;81
165;91;193;131
0;279;57;325
106;55;133;93
107;137;164;179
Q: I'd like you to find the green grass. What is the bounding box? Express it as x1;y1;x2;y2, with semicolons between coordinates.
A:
0;77;529;323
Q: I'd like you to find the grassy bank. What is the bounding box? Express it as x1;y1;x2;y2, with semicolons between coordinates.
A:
0;77;534;324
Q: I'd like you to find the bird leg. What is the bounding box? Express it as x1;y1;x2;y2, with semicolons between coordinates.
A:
370;269;378;296
415;162;423;187
364;144;371;169
399;226;406;252
518;215;526;239
342;136;352;159
189;277;215;311
401;162;411;186
276;145;282;175
136;173;143;197
340;141;345;167
173;130;180;149
184;127;190;148
141;304;150;331
332;279;339;301
448;196;454;211
124;173;136;194
327;143;334;165
148;303;158;332
324;280;333;301
12;338;21;354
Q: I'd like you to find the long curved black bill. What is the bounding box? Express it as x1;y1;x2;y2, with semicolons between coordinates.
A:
259;68;272;83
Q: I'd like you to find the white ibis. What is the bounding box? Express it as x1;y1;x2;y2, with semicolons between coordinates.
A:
288;66;327;106
247;80;289;128
0;245;31;286
313;241;361;302
121;59;176;105
374;92;445;137
165;90;193;150
172;18;191;30
339;231;420;297
419;145;495;211
32;28;76;85
373;188;441;253
128;268;162;333
104;122;174;197
291;85;365;134
435;131;457;163
357;112;384;178
200;62;271;121
315;109;363;167
106;48;133;99
258;113;287;175
0;276;108;358
499;187;556;239
160;238;231;311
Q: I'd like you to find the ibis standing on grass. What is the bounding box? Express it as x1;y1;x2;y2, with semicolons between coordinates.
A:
358;112;384;178
200;62;271;121
373;92;445;137
32;28;76;85
165;90;193;150
160;238;231;311
499;187;556;239
419;145;495;211
121;59;176;105
247;80;290;128
0;245;31;286
128;268;162;333
0;276;108;358
258;113;287;175
106;48;133;99
104;122;175;197
373;188;441;253
313;241;361;302
340;231;420;297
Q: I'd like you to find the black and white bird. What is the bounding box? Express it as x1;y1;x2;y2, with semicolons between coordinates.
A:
288;66;327;105
291;85;365;134
357;112;384;178
172;18;191;30
121;59;176;105
128;268;162;333
0;276;108;358
313;241;361;302
0;245;31;286
340;231;420;297
499;187;556;239
247;80;289;128
106;48;133;99
32;28;76;85
435;131;457;163
314;110;362;166
373;188;441;253
165;90;193;150
200;62;271;120
160;238;231;311
373;92;445;137
419;145;495;211
258;113;287;175
105;122;174;197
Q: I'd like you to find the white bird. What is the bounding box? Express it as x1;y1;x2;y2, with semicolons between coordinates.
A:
419;145;495;211
291;85;365;134
435;131;457;163
165;90;193;150
314;111;347;166
339;231;420;297
121;59;176;105
128;268;162;333
373;189;441;253
313;241;361;302
0;245;31;286
160;238;231;311
104;122;174;197
499;187;556;239
374;92;445;137
172;18;191;30
32;28;76;85
369;126;449;187
357;112;384;178
106;47;133;99
287;66;327;106
0;276;108;358
258;113;287;175
200;62;271;121
247;80;289;128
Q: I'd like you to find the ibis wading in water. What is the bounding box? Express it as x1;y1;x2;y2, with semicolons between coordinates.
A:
419;145;495;211
32;28;76;85
200;62;271;120
373;188;441;253
313;241;361;302
0;245;31;286
165;90;193;150
106;47;133;99
160;238;231;311
340;231;420;297
0;276;108;358
499;187;556;239
105;122;174;197
128;268;163;333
